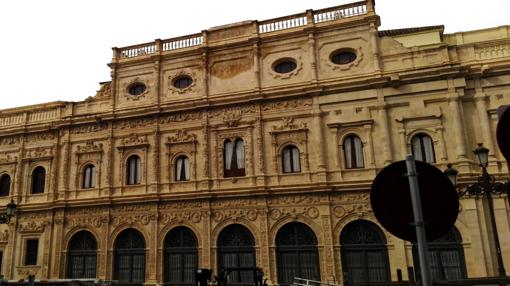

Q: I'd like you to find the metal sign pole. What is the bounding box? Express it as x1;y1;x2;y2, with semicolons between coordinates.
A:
405;155;432;286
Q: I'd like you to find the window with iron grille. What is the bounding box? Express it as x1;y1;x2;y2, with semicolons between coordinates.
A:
67;231;97;279
25;239;39;266
282;145;300;173
276;222;320;286
82;164;96;189
164;227;198;286
411;133;436;163
31;167;45;194
0;174;10;197
340;220;390;286
343;135;364;169
224;139;245;177
218;224;256;285
175;156;190;181
126;155;141;185
114;229;146;285
412;227;467;281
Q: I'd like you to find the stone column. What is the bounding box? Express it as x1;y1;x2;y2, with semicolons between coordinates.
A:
377;101;393;164
474;79;496;161
447;95;468;161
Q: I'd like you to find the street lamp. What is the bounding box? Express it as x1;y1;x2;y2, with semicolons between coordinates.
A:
445;143;507;277
0;200;16;224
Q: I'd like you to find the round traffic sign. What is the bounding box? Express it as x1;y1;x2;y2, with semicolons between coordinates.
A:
370;160;459;242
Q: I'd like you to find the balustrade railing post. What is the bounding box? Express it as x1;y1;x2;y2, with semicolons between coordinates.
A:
366;0;375;13
155;39;162;55
201;30;208;46
111;47;119;62
306;9;315;26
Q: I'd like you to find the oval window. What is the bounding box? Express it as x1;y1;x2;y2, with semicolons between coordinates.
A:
331;50;357;65
273;60;297;74
173;76;193;89
128;83;146;95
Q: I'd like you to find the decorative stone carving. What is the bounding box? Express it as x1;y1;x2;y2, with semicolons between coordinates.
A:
159;111;203;123
160;200;203;210
262;97;312;112
111;213;156;226
70;123;108;135
271;117;307;132
117;134;149;149
123;77;150;101
25;132;55;142
223;109;243;127
95;82;112;98
326;46;364;71
65;216;108;228
168;130;197;143
212;209;258;222
111;204;151;214
0;154;18;164
333;204;372;218
16;266;41;277
212;198;259;208
115;117;156;129
23;147;53;160
269;206;319;220
0;229;9;243
76;141;103;154
268;195;319;205
161;211;202;224
0;136;20;145
268;56;303;79
17;221;47;233
168;71;197;94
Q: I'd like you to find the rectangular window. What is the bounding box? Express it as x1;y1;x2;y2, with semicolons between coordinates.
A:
25;239;38;265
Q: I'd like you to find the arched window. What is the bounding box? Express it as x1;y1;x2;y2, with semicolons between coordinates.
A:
276;222;320;285
175;156;190;181
282;145;300;173
82;164;96;189
126;155;141;185
67;231;97;279
340;220;390;286
31;166;46;194
413;227;467;281
0;174;10;197
343;135;364;169
114;229;146;285
164;227;198;286
411;133;436;163
224;139;245;177
217;224;255;285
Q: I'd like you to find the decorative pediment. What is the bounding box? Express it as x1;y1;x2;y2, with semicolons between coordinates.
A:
117;134;149;149
76;141;103;154
167;130;197;144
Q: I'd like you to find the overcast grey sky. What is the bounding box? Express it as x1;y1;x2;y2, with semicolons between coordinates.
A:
0;0;508;110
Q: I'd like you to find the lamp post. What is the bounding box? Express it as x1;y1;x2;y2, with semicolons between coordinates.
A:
0;200;16;224
445;143;507;277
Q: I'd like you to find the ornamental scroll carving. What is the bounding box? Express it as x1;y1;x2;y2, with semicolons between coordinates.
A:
268;194;320;206
333;204;372;218
213;209;258;222
161;211;202;224
159;111;203;124
209;105;256;123
65;216;109;229
17;266;41;277
123;77;150;101
115;117;156;130
269;206;319;220
168;71;197;94
76;141;103;154
70;123;108;135
270;117;308;147
262;97;312;112
25;132;55;142
111;213;156;226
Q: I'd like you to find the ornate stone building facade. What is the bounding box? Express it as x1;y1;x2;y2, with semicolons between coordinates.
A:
0;1;510;285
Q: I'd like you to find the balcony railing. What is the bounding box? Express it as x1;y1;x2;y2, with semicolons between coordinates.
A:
114;0;371;60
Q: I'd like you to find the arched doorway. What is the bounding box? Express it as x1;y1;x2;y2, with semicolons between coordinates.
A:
413;227;467;281
113;229;146;285
340;220;390;286
276;222;320;285
217;224;256;285
67;231;97;279
163;226;198;286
